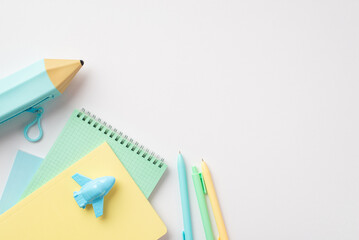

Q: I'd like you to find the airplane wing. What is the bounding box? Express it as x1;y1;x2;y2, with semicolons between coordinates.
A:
72;173;92;186
93;197;104;218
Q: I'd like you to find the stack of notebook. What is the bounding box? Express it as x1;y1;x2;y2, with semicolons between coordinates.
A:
0;109;168;239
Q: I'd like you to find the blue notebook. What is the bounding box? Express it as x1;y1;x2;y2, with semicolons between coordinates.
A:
0;151;43;214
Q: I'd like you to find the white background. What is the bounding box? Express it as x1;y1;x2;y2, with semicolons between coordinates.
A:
0;0;358;239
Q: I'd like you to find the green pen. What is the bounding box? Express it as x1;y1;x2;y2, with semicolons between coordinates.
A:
192;166;214;240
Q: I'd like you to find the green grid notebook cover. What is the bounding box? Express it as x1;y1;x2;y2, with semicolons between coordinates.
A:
21;109;167;199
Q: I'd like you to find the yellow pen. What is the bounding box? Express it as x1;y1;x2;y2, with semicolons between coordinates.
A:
201;160;229;240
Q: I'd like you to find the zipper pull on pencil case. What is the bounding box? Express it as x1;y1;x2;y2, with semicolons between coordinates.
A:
24;107;44;142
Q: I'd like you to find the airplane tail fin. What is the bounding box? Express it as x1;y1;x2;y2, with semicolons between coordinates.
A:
73;191;86;208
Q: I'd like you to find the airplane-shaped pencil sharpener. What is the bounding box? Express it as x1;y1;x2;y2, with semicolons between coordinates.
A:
72;173;115;218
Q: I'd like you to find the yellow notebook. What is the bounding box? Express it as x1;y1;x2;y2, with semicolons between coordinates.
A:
0;143;167;240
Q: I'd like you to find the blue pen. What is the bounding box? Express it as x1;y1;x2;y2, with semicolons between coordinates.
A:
177;152;193;240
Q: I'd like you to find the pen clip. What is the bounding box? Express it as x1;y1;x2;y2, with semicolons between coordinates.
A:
24;107;44;142
182;230;186;240
199;173;207;194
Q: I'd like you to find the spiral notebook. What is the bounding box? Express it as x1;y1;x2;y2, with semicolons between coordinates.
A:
21;109;167;199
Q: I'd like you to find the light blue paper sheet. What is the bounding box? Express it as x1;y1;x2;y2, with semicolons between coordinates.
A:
0;151;43;214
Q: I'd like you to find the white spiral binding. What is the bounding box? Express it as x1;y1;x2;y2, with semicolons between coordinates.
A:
77;108;164;168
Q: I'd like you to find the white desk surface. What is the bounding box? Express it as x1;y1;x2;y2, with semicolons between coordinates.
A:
0;1;358;239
